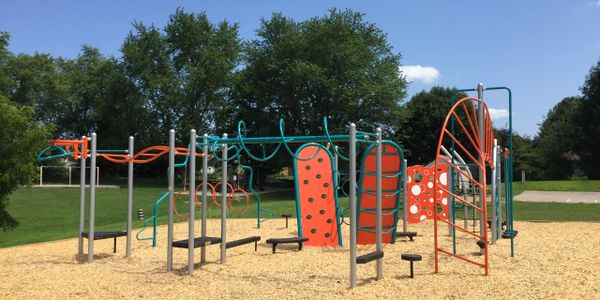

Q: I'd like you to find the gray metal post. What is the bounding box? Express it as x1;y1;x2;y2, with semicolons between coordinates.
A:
188;130;196;274
375;128;383;280
167;129;175;271
402;159;408;232
220;133;228;264
521;170;525;183
448;168;454;237
349;124;357;288
78;136;87;256
497;147;503;235
88;133;97;263
126;136;134;256
201;134;208;264
477;83;485;254
491;139;498;244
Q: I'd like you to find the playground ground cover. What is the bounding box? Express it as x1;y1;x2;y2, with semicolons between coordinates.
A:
2;179;600;247
0;219;598;299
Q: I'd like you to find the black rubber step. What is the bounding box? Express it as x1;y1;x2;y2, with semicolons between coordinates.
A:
401;253;422;261
81;231;127;240
502;230;518;239
225;236;261;249
172;236;222;248
356;250;384;264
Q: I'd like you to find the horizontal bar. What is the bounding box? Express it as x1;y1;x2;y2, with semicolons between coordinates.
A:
437;247;486;269
199;134;370;145
437;186;483;212
437;217;483;239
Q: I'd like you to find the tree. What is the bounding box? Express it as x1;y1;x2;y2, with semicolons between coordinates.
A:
0;95;50;230
397;87;463;164
536;97;581;179
578;58;600;179
237;9;406;139
121;9;240;143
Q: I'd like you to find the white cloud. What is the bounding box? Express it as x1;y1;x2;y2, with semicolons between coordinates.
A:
489;108;509;120
399;65;440;84
587;0;600;7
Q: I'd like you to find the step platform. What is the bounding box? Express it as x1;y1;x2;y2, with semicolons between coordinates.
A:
356;250;384;264
172;236;222;248
82;231;127;253
266;237;309;253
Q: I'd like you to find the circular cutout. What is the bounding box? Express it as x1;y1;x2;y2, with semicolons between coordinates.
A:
306;214;313;220
414;171;424;183
305;165;311;170
327;218;333;223
318;158;324;163
316;174;322;179
303;179;309;184
411;185;421;196
439;172;448;185
308;197;314;203
311;228;317;233
409;204;418;214
323;183;329;188
321;194;327;199
319;210;325;215
325;233;331;238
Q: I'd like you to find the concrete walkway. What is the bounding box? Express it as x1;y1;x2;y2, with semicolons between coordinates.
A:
515;191;600;203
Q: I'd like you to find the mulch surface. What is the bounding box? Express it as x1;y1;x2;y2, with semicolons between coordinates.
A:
1;219;598;299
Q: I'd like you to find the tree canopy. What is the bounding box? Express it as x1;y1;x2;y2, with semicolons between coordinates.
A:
236;9;406;137
577;59;600;179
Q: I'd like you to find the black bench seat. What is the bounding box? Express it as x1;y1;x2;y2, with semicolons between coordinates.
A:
225;236;261;251
356;250;384;264
81;231;127;253
395;231;417;241
172;236;222;249
265;237;309;253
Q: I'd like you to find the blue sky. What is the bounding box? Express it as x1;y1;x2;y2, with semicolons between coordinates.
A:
1;1;599;136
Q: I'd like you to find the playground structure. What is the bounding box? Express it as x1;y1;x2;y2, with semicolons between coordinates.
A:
35;83;516;289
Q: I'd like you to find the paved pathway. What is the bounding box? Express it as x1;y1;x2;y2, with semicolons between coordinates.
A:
515;191;600;203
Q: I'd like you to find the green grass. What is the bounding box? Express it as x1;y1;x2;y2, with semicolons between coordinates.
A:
2;179;600;248
512;180;600;195
0;186;302;248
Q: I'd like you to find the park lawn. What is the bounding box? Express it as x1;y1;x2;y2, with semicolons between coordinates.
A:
0;186;301;248
512;180;600;195
2;179;600;248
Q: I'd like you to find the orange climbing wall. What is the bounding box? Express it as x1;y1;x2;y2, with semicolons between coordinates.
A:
294;145;340;247
357;144;402;244
406;164;449;223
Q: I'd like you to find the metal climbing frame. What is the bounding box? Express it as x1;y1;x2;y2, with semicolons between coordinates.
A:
433;95;494;275
453;85;516;257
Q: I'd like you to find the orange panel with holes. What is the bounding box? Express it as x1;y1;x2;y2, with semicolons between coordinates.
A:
294;144;340;247
406;164;449;223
